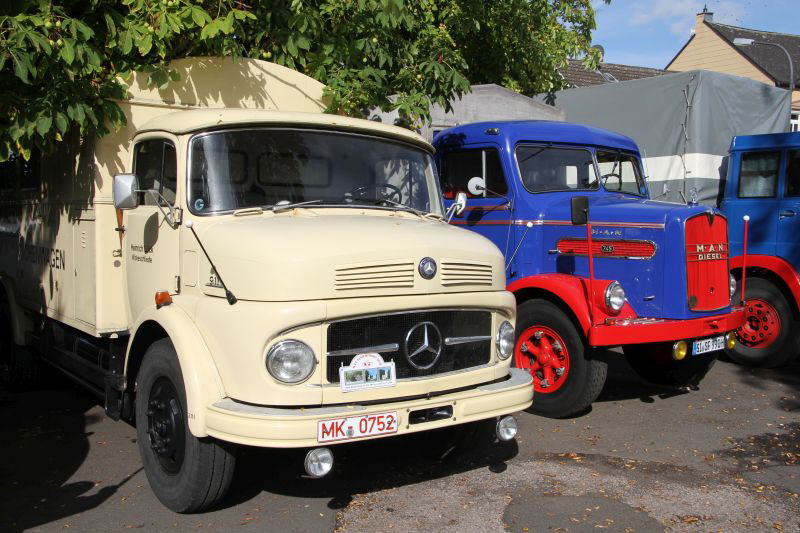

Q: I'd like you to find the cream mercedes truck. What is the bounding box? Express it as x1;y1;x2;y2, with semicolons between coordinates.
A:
0;58;532;512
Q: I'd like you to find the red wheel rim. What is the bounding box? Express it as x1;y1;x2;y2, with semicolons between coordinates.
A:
514;325;571;394
736;298;781;348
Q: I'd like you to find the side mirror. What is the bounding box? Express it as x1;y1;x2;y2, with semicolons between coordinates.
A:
113;173;139;210
467;176;486;197
446;191;468;223
570;195;589;225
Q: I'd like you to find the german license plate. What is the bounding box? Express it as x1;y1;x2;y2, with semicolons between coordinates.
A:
317;411;399;443
692;335;725;355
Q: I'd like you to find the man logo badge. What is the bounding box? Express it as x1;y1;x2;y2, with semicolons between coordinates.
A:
404;321;443;370
418;257;437;279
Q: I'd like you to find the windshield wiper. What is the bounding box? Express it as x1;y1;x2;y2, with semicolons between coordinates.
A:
268;199;324;212
348;197;429;218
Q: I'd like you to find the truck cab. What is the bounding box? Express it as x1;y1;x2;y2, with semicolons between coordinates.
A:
721;131;800;367
434;120;745;418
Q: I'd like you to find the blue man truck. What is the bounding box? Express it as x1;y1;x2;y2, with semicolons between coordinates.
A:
434;121;746;418
722;131;800;368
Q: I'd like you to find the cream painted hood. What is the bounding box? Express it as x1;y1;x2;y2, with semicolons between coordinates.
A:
193;209;506;302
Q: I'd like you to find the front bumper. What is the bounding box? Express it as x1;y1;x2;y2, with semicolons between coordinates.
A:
588;307;746;346
204;369;533;448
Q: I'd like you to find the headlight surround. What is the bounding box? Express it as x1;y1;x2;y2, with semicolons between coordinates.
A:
266;340;316;384
729;273;737;299
496;320;515;360
604;281;626;314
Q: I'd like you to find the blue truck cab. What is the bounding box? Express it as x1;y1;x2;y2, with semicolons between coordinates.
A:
434;121;745;417
721;131;800;368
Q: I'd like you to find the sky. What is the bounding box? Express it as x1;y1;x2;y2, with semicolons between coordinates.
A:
591;0;798;69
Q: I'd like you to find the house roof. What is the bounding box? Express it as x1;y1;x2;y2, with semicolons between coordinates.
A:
706;21;800;87
559;59;670;88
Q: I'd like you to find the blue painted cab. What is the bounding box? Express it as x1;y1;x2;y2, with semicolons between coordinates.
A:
434;121;745;417
719;131;800;367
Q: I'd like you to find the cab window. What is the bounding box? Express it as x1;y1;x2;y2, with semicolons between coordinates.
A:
440;148;507;199
134;139;177;205
596;150;645;196
738;151;780;198
785;150;800;197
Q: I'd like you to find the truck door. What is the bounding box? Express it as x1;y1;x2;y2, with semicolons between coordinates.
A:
730;150;781;257
777;148;800;266
123;137;180;321
439;146;514;256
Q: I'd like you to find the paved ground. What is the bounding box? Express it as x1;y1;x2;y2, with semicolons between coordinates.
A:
1;354;797;533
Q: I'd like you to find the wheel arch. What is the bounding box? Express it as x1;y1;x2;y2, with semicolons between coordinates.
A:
730;254;800;318
126;305;226;437
509;275;592;337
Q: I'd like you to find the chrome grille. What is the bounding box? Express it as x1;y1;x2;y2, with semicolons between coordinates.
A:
440;260;493;286
326;310;492;383
334;260;415;291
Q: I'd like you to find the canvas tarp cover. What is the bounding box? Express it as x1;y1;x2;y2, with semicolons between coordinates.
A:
548;70;791;205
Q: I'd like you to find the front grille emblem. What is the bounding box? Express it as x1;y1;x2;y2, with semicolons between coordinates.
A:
418;257;437;279
404;321;443;370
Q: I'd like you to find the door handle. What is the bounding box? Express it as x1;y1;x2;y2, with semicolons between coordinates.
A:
779;210;796;218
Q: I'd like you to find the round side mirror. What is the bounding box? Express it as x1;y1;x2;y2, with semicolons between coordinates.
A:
467;176;486;196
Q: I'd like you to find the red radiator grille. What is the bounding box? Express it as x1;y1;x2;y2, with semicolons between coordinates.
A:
556;239;656;259
685;213;730;311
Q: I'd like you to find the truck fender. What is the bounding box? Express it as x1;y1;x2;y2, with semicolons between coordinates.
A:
127;304;226;437
730;254;800;311
508;274;636;337
0;274;28;346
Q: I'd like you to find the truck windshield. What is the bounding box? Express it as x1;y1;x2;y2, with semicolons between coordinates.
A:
516;146;599;193
188;128;442;215
595;150;646;196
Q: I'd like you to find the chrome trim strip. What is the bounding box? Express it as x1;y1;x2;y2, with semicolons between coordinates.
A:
319;362;497;387
327;343;399;357
444;335;492;345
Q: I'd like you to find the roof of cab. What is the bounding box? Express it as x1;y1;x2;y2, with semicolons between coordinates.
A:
432;120;640;152
137;108;431;151
730;131;800;152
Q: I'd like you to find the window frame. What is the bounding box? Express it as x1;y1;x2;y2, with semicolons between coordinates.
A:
737;149;781;199
132;137;178;206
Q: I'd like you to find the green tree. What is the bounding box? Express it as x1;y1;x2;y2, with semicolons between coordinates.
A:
0;0;602;162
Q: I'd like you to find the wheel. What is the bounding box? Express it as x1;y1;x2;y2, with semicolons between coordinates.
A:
135;339;236;513
513;299;607;418
623;344;716;387
726;277;800;368
0;292;40;389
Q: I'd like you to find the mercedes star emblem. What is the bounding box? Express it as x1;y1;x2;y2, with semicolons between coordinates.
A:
404;321;443;370
418;257;437;279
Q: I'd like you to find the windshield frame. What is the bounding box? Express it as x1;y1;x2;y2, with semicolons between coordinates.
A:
185;126;443;217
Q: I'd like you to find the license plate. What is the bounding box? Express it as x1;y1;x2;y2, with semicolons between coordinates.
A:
318;411;399;443
692;335;725;355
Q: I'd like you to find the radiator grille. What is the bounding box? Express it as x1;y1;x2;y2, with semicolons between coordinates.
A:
440;260;493;286
326;310;492;383
334;261;415;291
685;213;730;311
556;238;656;259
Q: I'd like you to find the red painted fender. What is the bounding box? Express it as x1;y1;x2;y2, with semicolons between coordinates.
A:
730;254;800;311
508;274;637;336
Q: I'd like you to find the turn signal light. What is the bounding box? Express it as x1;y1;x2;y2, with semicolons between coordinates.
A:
672;340;688;361
155;291;173;307
725;332;736;350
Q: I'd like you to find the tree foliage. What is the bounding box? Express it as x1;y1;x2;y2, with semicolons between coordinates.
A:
0;0;602;162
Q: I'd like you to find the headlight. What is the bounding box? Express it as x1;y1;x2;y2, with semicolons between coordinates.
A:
266;340;316;384
496;320;515;359
729;273;737;298
604;281;625;314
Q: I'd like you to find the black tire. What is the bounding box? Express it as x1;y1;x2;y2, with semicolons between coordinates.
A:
623;344;716;387
726;277;800;368
135;339;236;513
513;299;607;418
0;292;40;390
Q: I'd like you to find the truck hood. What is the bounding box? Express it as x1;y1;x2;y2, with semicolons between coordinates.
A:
194;209;505;302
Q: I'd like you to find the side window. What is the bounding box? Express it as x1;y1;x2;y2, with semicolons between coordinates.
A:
440;148;507;199
134;139;177;205
785;150;800;197
738;151;780;198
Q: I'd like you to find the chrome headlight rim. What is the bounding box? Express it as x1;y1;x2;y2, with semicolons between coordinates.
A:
729;272;737;299
496;320;515;360
604;281;626;314
266;339;317;384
